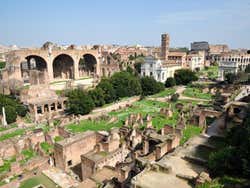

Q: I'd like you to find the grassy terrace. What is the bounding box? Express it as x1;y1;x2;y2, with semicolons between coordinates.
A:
66;99;200;133
67;120;123;133
20;174;59;188
180;125;202;145
0;123;17;132
20;149;37;165
150;88;176;98
40;142;53;154
197;65;218;80
0;129;25;142
0;156;16;174
183;87;213;100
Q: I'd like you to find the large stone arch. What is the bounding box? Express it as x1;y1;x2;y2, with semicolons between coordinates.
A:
20;55;48;83
78;53;97;77
53;54;74;80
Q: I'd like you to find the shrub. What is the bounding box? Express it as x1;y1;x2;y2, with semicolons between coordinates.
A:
170;93;179;102
174;69;198;85
165;77;176;87
66;89;94;115
88;88;105;107
225;73;237;84
111;71;142;98
0;94;27;124
96;78;116;103
140;76;165;96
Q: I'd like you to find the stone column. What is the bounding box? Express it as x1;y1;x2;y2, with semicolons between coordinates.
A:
61;101;64;110
55;103;58;111
74;62;79;80
96;56;101;76
47;56;54;82
48;104;51;113
142;140;149;155
34;105;38;122
41;105;45;114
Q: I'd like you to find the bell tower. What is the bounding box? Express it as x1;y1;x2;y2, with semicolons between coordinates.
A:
161;33;170;61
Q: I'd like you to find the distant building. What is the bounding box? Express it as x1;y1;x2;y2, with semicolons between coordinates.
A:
161;33;170;61
191;41;209;52
187;51;205;71
209;44;230;63
168;51;187;67
141;56;181;83
141;33;182;82
218;52;250;80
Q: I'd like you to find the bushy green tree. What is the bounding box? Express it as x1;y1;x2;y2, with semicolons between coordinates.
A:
0;94;27;124
88;88;105;107
140;76;164;96
208;108;250;178
0;62;6;69
66;89;94;115
165;77;176;87
111;71;142;98
208;147;240;177
96;78;117;103
225;73;237;84
174;69;198;85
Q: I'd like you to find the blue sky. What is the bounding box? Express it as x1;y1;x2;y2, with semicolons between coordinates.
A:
0;0;249;48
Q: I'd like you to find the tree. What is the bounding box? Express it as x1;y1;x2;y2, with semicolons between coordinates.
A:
245;64;250;73
111;71;142;98
134;62;142;74
140;76;164;96
0;94;27;124
170;93;180;102
66;89;94;115
174;69;198;85
88;88;105;107
0;62;6;69
96;78;116;103
165;77;176;87
126;66;134;75
208;108;250;179
225;73;237;84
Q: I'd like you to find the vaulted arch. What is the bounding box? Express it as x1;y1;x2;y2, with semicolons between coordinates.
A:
78;53;97;77
20;55;48;83
53;54;74;79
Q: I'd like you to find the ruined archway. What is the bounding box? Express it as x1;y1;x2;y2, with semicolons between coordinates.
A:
21;55;47;83
78;54;97;77
53;54;74;80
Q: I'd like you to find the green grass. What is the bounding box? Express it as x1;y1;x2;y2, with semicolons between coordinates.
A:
0;123;17;132
66;120;123;133
54;136;64;142
183;87;213;100
40;142;53;154
150;88;176;98
180;125;202;145
20;149;37;165
0;129;25;141
55;90;64;96
109;99;168;120
66;98;206;135
198;66;218;80
0;156;16;174
76;76;91;81
197;176;250;188
19;174;59;188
